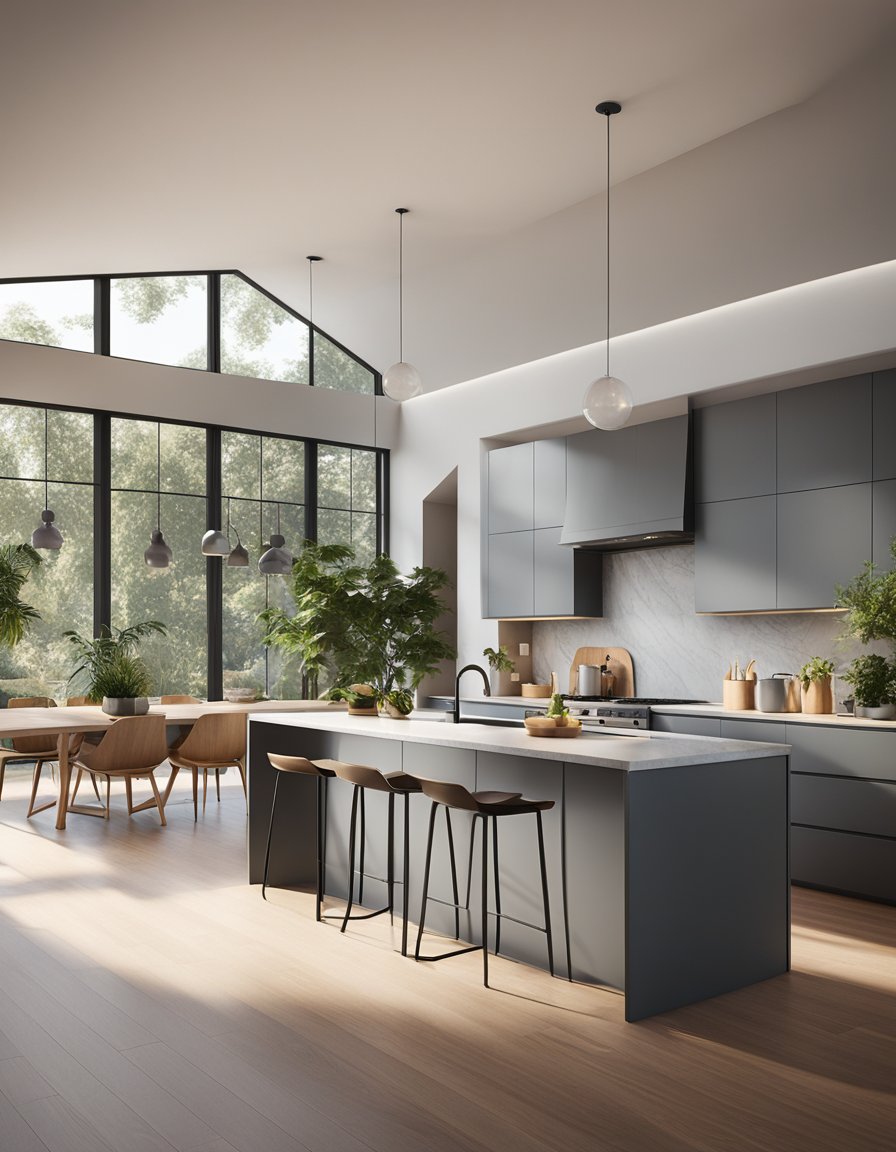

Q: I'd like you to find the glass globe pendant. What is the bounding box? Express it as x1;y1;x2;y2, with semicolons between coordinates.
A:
582;101;633;431
383;208;422;401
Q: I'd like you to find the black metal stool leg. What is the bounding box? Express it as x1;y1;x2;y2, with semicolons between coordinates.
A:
414;801;439;959
536;810;554;976
492;816;502;956
387;791;395;924
358;786;366;905
341;784;360;934
444;807;461;940
400;792;411;956
464;813;478;910
261;773;281;901
481;814;490;988
315;776;325;921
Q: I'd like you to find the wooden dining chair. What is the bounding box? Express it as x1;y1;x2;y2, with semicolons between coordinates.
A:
160;695;202;704
66;695;102;706
0;697;62;816
166;712;247;820
68;714;170;825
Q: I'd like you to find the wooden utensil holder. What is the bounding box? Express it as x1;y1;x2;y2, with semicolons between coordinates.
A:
723;680;755;710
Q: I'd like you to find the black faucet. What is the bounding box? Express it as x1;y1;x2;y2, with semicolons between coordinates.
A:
454;663;491;723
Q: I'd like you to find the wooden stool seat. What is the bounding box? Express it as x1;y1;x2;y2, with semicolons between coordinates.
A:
415;778;555;987
267;753;337;778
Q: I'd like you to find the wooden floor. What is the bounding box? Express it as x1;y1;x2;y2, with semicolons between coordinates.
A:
0;767;894;1152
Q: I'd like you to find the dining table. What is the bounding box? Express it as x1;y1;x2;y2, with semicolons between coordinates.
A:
0;699;347;829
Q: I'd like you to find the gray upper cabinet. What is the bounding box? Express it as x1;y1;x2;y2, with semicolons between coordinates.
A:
695;393;776;503
487;442;534;534
695;497;776;612
872;479;896;571
533;527;571;615
776;484;872;609
873;370;896;480
534;437;567;529
487;531;534;618
776;375;872;493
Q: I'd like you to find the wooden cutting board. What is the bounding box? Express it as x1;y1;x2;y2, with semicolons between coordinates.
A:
568;647;635;697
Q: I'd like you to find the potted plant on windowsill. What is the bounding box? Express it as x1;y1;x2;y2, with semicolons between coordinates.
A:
841;653;896;720
64;620;167;716
259;541;455;716
798;656;835;715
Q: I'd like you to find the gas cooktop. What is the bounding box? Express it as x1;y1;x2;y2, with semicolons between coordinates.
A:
564;696;707;705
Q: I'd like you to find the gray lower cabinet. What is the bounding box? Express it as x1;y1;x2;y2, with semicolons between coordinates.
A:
791;827;896;905
776;484;872;609
696;497;776;612
649;713;722;737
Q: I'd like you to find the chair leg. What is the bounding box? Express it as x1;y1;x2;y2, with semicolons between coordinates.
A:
215;769;221;803
400;792;411;957
237;758;247;799
386;791;395;923
70;767;83;806
202;769;208;815
341;785;360;934
0;761;5;802
481;815;490;988
414;801;439;960
90;772;102;802
464;813;478;911
262;772;281;901
492;816;502;957
27;761;46;818
358;787;366;905
125;777;134;814
315;775;326;921
192;769;198;821
104;775;111;819
536;810;554;977
444;807;461;940
147;772;167;827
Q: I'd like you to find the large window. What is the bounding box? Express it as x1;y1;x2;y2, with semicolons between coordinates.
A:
0;271;378;394
0;400;385;701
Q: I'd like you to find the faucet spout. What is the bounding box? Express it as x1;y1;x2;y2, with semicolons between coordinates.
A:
454;663;491;723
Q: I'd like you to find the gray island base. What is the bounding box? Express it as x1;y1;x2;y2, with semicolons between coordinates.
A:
248;713;790;1022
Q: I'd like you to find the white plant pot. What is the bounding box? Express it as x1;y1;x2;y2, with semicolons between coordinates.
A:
854;703;896;720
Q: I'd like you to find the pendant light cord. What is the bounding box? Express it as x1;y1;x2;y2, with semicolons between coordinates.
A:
605;110;611;379
156;422;162;531
44;407;49;511
396;208;409;363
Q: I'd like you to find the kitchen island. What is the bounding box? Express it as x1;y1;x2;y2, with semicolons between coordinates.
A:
247;712;790;1021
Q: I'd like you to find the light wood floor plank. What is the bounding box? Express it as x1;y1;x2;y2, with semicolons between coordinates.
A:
0;767;894;1152
0;1084;53;1152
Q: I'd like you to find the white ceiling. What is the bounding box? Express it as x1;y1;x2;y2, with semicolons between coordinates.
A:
3;0;896;387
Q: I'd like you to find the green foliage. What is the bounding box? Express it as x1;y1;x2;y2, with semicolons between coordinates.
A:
835;537;896;647
0;544;42;648
546;692;568;719
483;645;514;674
114;276;193;325
64;620;167;700
798;656;835;687
0;302;61;346
841;653;896;707
260;541;455;700
382;688;414;715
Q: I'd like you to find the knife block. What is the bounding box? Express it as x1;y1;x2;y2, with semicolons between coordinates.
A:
722;680;755;710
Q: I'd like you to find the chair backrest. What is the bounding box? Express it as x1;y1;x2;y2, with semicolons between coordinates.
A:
9;696;58;754
66;695;101;706
174;712;246;765
418;778;481;812
160;694;202;704
82;714;169;775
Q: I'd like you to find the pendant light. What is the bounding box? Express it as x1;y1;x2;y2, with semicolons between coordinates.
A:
201;525;231;556
144;423;172;568
31;408;64;550
257;442;292;575
226;499;249;567
382;207;422;401
582;101;633;431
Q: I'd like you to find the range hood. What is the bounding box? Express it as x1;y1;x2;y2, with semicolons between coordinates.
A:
560;414;694;551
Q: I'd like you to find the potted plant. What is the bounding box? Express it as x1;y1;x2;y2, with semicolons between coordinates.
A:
545;692;569;727
483;644;515;695
64;620;167;715
798;656;835;715
330;682;379;716
841;653;896;720
0;543;41;649
260;541;455;713
836;537;896;647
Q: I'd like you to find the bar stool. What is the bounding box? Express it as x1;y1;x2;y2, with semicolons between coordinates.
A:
414;780;555;987
264;754;336;921
328;761;427;957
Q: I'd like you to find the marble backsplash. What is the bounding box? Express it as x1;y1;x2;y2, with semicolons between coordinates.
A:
531;545;881;704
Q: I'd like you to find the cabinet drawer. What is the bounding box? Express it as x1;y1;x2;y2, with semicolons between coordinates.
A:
784;723;896;783
650;714;721;737
720;719;786;744
791;825;896;903
792;774;896;838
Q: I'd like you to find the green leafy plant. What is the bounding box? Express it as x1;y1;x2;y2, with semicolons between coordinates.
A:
841;653;896;708
260;541;456;702
329;683;378;710
546;692;568;719
483;645;515;674
798;656;835;688
835;537;896;646
0;544;42;648
382;688;414;715
64;620;167;700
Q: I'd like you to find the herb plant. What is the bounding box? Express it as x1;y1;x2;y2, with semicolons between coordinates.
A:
835;537;896;646
798;656;835;688
483;645;515;674
841;653;895;708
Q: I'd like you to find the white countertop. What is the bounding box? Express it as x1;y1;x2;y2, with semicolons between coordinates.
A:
249;710;789;772
651;703;896;730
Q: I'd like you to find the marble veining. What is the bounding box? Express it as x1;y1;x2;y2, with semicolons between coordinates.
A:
532;545;883;702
